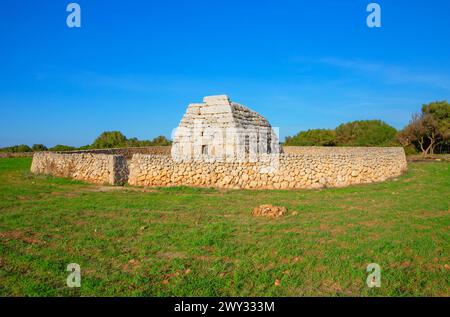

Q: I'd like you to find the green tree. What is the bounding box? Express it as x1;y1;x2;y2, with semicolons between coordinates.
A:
0;144;33;153
422;101;450;154
125;137;141;148
77;145;92;150
49;145;76;152
92;131;128;149
335;120;398;146
32;144;48;152
285;129;336;146
398;101;450;155
15;145;32;152
150;135;172;146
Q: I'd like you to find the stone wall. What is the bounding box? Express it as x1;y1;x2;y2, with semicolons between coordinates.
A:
31;152;128;185
30;147;407;189
128;147;407;190
0;152;34;158
62;146;171;160
282;146;401;155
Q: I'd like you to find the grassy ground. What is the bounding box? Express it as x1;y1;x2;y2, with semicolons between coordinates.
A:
0;157;448;297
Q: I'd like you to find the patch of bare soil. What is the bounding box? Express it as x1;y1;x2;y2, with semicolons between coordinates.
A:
122;259;141;272
252;204;287;218
0;230;42;245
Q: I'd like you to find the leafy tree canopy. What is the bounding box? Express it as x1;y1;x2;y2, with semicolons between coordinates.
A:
285;129;336;146
285;120;398;147
49;145;76;152
91;131;172;149
335;120;398;146
398;101;450;155
32;144;48;152
0;144;32;153
92;131;128;149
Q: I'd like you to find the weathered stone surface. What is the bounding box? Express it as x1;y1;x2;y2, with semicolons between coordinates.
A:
31;152;128;185
128;147;407;190
171;95;280;161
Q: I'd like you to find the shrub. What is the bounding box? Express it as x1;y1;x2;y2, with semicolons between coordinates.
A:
285;129;336;146
335;120;398;146
32;144;48;152
49;145;76;152
92;131;127;149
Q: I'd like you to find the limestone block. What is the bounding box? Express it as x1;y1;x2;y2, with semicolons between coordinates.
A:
203;95;230;105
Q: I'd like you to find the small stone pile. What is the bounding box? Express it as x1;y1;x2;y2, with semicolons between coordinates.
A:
252;204;287;218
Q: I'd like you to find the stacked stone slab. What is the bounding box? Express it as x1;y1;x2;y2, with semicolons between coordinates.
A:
171;95;280;162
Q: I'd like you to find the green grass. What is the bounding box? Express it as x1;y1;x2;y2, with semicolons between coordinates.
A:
0;157;449;297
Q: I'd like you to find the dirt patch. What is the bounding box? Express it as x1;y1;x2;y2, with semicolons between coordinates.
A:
0;230;43;245
358;220;380;228
122;259;141;272
252;204;287;218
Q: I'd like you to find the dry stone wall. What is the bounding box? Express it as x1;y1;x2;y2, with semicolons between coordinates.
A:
31;147;407;189
128;147;407;190
0;152;34;158
31;152;128;185
62;146;171;159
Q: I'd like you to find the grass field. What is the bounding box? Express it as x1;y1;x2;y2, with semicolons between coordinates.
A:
0;157;448;296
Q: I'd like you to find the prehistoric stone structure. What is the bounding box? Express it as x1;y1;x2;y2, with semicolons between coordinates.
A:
171;95;280;162
30;95;408;189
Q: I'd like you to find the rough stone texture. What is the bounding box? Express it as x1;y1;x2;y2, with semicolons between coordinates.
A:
61;146;171;160
31;152;128;185
30;147;407;189
171;95;280;161
128;147;407;190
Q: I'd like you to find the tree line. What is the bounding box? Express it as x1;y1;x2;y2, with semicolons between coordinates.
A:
0;131;172;153
284;101;450;155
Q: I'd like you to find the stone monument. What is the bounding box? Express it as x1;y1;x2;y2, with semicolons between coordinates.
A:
171;95;280;161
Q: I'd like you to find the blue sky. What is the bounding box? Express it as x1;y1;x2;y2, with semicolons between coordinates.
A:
1;0;450;147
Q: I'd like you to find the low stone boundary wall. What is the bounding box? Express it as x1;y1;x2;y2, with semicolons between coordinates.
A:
62;146;171;159
31;152;128;185
128;147;407;190
0;152;34;158
282;146;399;154
30;147;407;189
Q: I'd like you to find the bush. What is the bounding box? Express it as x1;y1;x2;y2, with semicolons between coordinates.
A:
285;129;336;146
403;144;419;155
0;145;33;153
49;145;76;152
77;145;92;150
335;120;398;146
92;131;127;149
32;144;48;152
397;101;450;155
91;131;172;149
149;135;172;146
